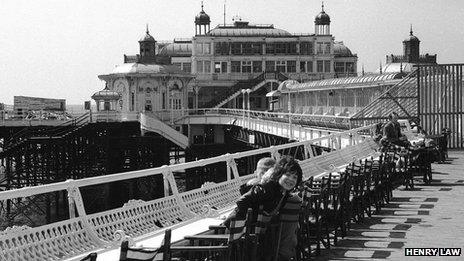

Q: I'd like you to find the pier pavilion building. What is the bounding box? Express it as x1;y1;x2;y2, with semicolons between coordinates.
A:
97;27;194;118
273;28;439;118
117;3;357;111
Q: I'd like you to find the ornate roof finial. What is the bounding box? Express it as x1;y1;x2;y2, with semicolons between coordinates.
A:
146;24;149;34
410;24;413;36
362;64;365;76
379;61;383;75
322;1;325;12
400;62;403;73
201;1;204;11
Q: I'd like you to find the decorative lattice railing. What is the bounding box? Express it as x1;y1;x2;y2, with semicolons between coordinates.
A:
0;123;379;260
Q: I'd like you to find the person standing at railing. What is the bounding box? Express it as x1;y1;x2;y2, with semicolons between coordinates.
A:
224;156;303;261
240;157;275;195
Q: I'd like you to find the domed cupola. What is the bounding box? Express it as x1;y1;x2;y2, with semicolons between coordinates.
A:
333;42;353;57
138;25;156;63
315;3;331;25
403;25;420;43
314;2;331;35
403;25;421;63
139;26;156;43
195;2;211;35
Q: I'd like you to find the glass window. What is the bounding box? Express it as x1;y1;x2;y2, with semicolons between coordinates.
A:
324;43;331;54
196;61;203;73
317;43;323;54
276;60;286;72
214;42;229;55
252;61;262;73
300;42;314;55
265;60;275;71
214;42;222;55
243;43;253;54
242;61;252;73
265;43;275;54
287;61;296;73
204;61;211;73
275;43;286;54
335;62;345;74
214;62;221;73
203;43;211;54
221;62;227;73
288;43;297;54
162;92;166;109
183;62;191;73
300;61;306;72
346;62;355;72
252;43;262;54
307;61;313;73
231;61;241;72
317;61;324;72
324;61;331;73
319;92;328;106
231;43;241;55
195;43;203;54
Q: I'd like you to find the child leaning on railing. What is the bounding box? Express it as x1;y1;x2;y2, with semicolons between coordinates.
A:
224;156;303;261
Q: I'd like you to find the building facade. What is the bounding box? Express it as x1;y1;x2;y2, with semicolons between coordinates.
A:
159;3;357;108
98;3;358;112
97;28;193;118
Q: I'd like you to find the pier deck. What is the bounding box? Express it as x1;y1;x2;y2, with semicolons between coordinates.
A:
315;150;464;260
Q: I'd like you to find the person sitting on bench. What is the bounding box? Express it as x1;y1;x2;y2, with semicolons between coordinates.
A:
381;112;410;147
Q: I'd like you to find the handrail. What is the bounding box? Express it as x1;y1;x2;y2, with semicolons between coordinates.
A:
5;112;90;147
140;113;188;149
182;108;351;126
0;123;376;202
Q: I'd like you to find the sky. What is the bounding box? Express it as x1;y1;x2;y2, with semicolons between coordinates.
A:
1;0;463;105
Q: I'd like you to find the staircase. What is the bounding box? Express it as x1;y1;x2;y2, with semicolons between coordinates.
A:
214;79;278;109
139;113;189;149
203;71;288;109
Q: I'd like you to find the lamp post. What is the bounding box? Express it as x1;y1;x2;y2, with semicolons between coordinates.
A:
241;89;247;127
288;92;292;139
245;89;251;129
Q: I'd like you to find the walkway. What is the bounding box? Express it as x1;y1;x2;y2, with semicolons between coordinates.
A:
315;150;464;261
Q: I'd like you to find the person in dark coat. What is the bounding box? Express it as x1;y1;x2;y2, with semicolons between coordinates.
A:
381;112;409;147
224;156;302;227
224;156;303;261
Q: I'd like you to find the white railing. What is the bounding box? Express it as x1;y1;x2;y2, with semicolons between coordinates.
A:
183;108;351;126
140;113;189;149
90;111;139;122
0;123;379;260
176;108;352;141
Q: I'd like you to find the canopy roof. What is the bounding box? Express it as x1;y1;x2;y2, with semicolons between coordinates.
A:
285;73;403;92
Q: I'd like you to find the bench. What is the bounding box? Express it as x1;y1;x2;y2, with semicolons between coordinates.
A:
0;218;103;261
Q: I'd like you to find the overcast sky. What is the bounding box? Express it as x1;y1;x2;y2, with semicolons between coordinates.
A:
1;0;463;105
